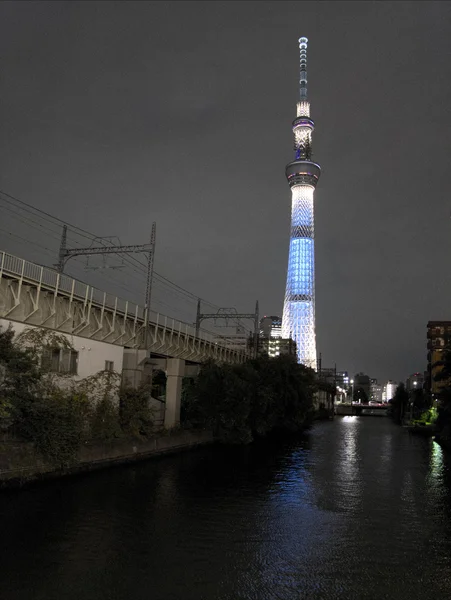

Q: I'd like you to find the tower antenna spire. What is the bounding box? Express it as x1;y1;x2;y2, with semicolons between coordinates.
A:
299;37;308;100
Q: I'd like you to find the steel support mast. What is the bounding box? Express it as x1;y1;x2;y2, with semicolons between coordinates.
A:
281;37;321;369
56;223;156;348
195;301;259;358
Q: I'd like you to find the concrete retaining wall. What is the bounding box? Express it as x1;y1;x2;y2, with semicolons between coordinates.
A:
0;429;214;487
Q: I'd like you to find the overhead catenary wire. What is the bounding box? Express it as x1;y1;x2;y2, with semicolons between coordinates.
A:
0;188;220;307
0;226;56;256
0;189;248;332
0;192;251;332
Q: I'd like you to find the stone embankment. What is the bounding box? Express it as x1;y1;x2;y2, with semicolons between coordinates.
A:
0;429;213;487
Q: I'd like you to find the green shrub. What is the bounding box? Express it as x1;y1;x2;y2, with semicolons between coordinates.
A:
0;326;156;465
119;385;154;438
89;396;122;442
182;355;316;444
16;392;84;467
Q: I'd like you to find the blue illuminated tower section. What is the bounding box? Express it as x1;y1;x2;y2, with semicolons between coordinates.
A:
282;37;321;369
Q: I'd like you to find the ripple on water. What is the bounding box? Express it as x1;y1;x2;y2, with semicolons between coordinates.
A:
1;419;451;600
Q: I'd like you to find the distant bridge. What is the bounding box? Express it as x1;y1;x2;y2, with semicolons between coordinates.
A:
335;404;388;417
0;251;247;364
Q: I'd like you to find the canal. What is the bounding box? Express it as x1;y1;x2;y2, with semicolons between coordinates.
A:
1;417;451;599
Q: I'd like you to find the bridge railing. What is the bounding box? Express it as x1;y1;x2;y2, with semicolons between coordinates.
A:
0;251;243;352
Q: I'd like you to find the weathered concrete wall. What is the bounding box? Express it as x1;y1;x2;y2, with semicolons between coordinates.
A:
164;358;184;428
0;429;214;487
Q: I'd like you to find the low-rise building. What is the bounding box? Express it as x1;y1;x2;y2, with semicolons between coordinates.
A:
259;316;281;338
370;379;383;403
427;320;451;395
267;337;296;358
259;315;295;357
0;318;124;382
354;372;371;402
317;368;349;403
382;380;397;402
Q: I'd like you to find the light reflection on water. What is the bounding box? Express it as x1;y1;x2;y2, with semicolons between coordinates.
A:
430;439;444;480
1;418;451;599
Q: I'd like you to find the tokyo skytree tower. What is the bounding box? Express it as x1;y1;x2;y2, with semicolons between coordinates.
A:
281;37;321;370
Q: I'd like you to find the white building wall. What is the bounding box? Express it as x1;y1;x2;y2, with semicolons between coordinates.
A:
0;318;124;380
384;381;397;402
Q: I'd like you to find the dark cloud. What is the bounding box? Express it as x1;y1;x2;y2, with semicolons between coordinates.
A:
1;1;450;382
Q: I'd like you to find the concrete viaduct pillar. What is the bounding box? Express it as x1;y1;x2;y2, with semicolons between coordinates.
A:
122;351;199;430
164;358;185;429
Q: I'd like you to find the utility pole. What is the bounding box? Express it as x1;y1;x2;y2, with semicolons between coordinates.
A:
57;225;68;273
143;222;156;349
195;298;201;338
254;300;259;357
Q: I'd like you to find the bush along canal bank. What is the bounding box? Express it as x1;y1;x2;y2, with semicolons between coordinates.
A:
387;375;451;451
181;355;322;444
0;322;325;487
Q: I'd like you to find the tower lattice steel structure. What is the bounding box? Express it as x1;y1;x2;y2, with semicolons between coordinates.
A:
281;37;321;369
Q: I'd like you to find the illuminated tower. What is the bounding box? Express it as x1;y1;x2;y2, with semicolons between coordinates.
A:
281;37;321;369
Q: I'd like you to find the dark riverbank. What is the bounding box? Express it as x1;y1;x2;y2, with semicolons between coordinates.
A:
0;404;328;488
0;429;213;487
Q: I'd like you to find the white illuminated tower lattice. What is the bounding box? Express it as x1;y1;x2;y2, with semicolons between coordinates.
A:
281;37;321;369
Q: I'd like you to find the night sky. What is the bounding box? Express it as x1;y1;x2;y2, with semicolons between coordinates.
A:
1;1;451;383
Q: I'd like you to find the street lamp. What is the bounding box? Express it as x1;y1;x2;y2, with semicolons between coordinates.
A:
411;380;418;420
350;379;354;405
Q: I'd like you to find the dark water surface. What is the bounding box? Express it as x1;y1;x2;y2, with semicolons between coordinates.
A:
2;417;451;600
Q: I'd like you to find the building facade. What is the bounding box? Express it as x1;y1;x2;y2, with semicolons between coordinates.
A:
354;372;371;402
282;37;321;369
370;379;383;403
427;321;451;395
259;316;295;358
0;318;124;381
336;371;349;388
267;337;296;358
316;368;349;402
260;316;282;339
382;380;398;402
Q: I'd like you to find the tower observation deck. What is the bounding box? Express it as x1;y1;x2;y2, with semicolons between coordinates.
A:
281;37;321;370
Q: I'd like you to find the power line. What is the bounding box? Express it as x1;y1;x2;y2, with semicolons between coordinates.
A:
0;226;55;256
0;190;101;243
0;188;221;311
0;192;245;333
0;195;240;334
0;203;68;243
